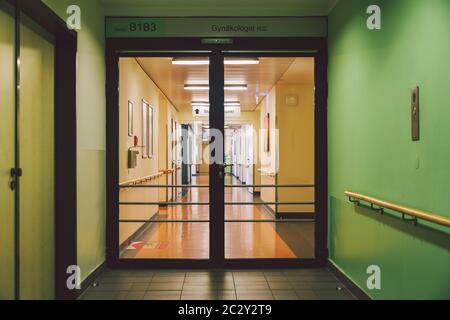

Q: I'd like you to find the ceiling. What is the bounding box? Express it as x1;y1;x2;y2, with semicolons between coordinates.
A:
136;57;314;112
100;0;337;16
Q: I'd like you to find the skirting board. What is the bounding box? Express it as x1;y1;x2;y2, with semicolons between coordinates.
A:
327;260;371;300
76;261;108;299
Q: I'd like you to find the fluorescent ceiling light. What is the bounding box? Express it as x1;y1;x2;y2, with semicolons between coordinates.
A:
225;101;241;106
172;58;209;65
173;58;259;65
191;101;210;106
225;58;259;65
224;84;247;91
185;85;247;91
185;85;209;91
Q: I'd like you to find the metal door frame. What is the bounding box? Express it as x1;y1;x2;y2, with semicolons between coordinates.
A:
106;36;328;269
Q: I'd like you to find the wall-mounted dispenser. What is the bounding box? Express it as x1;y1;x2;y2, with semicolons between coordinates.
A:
128;149;139;169
128;135;141;169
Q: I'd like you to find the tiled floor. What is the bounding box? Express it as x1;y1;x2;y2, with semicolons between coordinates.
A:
79;268;356;300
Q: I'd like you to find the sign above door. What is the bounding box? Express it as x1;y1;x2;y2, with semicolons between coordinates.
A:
105;17;327;38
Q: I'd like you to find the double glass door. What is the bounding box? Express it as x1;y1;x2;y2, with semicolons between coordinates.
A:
116;51;317;266
0;2;55;299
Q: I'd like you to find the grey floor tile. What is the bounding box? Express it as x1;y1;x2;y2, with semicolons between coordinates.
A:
236;291;274;300
268;282;294;290
314;289;355;300
265;275;289;282
233;276;267;283
181;291;219;300
295;290;318;300
151;276;185;283
129;283;150;291
272;290;299;300
143;291;181;300
80;291;120;300
235;283;270;290
96;276;135;284
153;272;186;277
218;290;237;300
88;283;133;291
148;282;184;291
116;291;146;300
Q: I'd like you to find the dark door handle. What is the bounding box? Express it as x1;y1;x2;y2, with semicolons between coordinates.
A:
10;168;22;191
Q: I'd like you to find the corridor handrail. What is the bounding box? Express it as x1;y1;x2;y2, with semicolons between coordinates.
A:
345;191;450;228
119;171;164;187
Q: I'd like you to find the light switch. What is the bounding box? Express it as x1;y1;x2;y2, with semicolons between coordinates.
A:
411;86;420;141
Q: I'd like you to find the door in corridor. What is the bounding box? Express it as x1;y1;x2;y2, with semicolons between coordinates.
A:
114;52;318;265
0;2;56;299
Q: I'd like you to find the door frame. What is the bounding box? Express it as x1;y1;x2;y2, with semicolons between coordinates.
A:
106;36;328;269
6;0;78;300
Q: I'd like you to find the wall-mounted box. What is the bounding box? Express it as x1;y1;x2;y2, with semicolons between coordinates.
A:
128;149;139;169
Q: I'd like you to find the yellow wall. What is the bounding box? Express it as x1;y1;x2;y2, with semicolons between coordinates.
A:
119;58;160;245
118;58;180;245
277;84;315;213
0;2;15;300
257;82;315;215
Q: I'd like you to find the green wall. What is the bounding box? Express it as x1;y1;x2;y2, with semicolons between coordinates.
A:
101;0;336;16
328;0;450;299
42;0;106;283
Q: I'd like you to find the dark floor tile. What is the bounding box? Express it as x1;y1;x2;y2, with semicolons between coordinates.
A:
291;281;340;290
183;284;222;291
181;291;218;300
151;276;185;283
218;290;237;300
148;282;184;291
96;276;135;284
80;291;120;300
116;291;146;300
233;276;267;283
272;290;299;300
235;283;270;291
236;291;274;300
129;283;150;291
314;289;355;300
143;291;181;300
295;290;318;300
264;275;289;282
268;282;294;290
88;283;133;291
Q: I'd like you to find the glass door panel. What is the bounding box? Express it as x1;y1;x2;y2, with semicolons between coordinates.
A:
118;55;210;260
223;56;316;259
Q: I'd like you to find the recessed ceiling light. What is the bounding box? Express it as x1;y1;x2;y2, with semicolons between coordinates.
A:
185;84;209;91
173;58;259;65
172;58;209;65
192;101;210;106
225;58;259;65
224;84;247;91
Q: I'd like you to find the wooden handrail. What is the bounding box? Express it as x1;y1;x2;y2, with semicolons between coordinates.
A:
345;191;450;228
119;171;164;187
257;169;277;177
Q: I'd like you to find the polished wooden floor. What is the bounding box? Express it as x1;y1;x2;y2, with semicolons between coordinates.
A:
120;175;314;259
